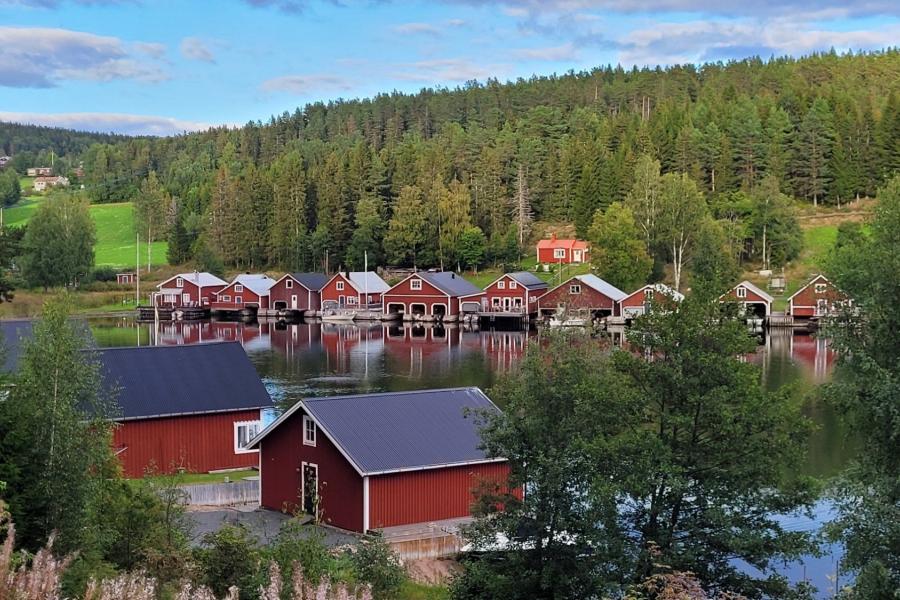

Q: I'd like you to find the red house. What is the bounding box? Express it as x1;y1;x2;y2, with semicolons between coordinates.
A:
321;271;391;308
98;343;274;478
538;274;626;318
116;272;136;285
249;387;512;533
153;272;227;308
478;271;548;315
212;274;276;312
721;280;774;317
382;272;483;322
787;275;850;319
536;233;590;265
619;283;684;319
269;273;329;312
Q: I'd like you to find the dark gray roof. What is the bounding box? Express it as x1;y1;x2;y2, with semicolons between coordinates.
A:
416;272;483;297
1;320;34;373
507;271;548;290
290;272;329;291
97;342;273;421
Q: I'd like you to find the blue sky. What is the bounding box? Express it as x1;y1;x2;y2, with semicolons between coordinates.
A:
1;0;898;135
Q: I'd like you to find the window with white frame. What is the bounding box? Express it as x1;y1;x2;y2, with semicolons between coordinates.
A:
303;416;316;446
509;281;517;289
411;278;422;290
570;284;581;294
234;420;261;453
336;281;345;291
348;296;358;305
235;297;243;304
553;248;566;259
736;287;747;298
220;295;231;302
497;280;505;289
286;279;294;289
814;283;827;294
235;284;244;293
644;288;654;299
176;277;184;288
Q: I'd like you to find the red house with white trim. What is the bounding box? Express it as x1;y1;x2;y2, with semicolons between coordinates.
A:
478;271;548;315
721;280;774;317
321;271;391;309
619;283;684;318
536;233;590;265
249;388;514;533
787;275;850;319
269;273;329;312
537;274;626;318
153;272;227;308
382;272;483;322
212;274;276;312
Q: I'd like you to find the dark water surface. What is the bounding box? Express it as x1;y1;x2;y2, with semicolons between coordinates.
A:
89;317;854;596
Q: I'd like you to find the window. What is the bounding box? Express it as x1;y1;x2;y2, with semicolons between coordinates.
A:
234;420;261;453
644;288;654;299
286;279;294;289
570;284;581;294
497;280;505;289
235;284;244;293
736;287;747;298
815;283;827;294
303;416;316;446
411;278;422;290
220;294;231;302
182;293;191;304
235;297;243;305
176;277;184;288
336;281;345;291
348;296;358;305
509;281;517;289
553;248;566;259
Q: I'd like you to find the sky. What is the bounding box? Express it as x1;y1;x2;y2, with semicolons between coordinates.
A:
1;0;898;136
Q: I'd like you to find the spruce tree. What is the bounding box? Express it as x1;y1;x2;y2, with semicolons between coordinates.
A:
793;98;836;206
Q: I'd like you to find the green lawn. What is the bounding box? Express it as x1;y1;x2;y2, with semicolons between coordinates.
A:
132;469;259;486
3;197;42;227
464;256;591;289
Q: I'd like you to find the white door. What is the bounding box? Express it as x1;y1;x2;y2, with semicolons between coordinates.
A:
291;295;298;309
182;293;191;305
573;250;583;263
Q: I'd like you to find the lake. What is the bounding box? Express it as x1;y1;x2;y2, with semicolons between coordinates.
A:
88;317;854;597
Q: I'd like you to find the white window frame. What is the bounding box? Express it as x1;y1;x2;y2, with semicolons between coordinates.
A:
220;294;231;302
643;288;654;299
410;278;422;291
303;416;317;446
336;281;345;291
286;279;294;289
509;280;517;289
234;420;262;454
347;296;358;305
553;248;566;259
814;283;827;294
235;284;244;293
497;280;505;290
182;293;191;304
235;297;243;305
736;287;747;299
570;284;581;294
176;277;184;288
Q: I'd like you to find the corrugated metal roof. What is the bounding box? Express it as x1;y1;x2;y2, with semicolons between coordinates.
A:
97;342;273;421
167;272;227;288
346;272;391;294
231;274;276;296
290;272;329;291
575;274;627;301
416;272;483;297
1;320;34;373
506;271;548;290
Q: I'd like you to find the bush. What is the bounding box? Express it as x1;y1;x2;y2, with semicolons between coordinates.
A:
265;519;337;589
347;538;405;599
195;524;263;598
91;266;119;282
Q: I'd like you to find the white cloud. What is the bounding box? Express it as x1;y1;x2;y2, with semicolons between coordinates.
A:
260;74;354;95
393;22;443;36
180;37;216;63
513;42;578;61
390;58;506;83
0;111;212;136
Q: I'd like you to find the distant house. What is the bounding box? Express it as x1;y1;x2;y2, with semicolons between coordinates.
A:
26;167;53;177
619;283;684;318
153;272;227;308
32;176;69;192
269;273;329;312
382;271;483;321
212;274;277;312
787;275;851;319
477;271;548;315
249;387;514;533
116;272;136;285
536;233;590;265
0;156;10;168
721;281;774;317
320;271;391;309
98;343;274;477
538;274;626;318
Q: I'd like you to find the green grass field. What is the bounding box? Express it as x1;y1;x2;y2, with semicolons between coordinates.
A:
3;196;167;268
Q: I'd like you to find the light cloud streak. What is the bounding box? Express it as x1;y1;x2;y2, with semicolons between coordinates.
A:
260;74;355;95
0;111;212;136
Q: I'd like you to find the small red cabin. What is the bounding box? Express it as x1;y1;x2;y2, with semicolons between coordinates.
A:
97;343;274;478
321;271;391;309
787;275;850;319
249;387;514;533
269;273;329;312
212;274;276;312
619;283;684;318
538;274;626;318
116;272;136;285
721;280;774;317
536;233;590;265
153;272;227;308
382;272;483;322
478;271;548;315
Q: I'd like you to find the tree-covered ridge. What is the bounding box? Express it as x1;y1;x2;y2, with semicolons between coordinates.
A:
47;50;900;271
0;122;129;169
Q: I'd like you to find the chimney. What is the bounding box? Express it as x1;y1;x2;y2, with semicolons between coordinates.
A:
550;232;557;242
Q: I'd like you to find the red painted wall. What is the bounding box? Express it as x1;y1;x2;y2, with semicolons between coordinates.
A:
270;277;320;311
383;275;457;316
538;279;619;315
113;409;260;478
789;277;847;317
368;462;513;529
722;285;769;305
321;273;358;306
259;407;364;531
214;282;268;310
536;243;589;264
482;275;544;313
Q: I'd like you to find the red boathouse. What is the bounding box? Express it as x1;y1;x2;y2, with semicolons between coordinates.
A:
721;280;774;317
153;272;227;308
269;273;329;312
382;272;483;322
536;233;590;265
786;275;850;319
98;343;274;477
212;274;276;312
476;271;548;315
320;271;391;308
619;283;684;319
249;387;513;533
538;274;626;318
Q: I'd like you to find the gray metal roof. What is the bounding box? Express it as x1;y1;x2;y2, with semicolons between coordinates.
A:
231;274;276;296
415;272;483;297
575;274;627;302
290;272;329;291
160;272;227;289
1;320;34;373
506;271;548;290
96;342;273;421
346;272;391;294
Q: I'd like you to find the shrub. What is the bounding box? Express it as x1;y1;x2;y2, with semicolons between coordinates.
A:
91;266;119;282
195;524;263;598
347;538;405;599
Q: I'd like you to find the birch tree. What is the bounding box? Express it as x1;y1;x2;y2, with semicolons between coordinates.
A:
624;155;662;253
658;173;708;292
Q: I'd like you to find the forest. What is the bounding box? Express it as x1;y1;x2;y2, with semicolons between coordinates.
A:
3;50;900;281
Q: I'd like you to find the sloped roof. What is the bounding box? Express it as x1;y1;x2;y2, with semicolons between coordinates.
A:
786;274;844;303
622;283;684;303
574;274;627;301
345;272;391;294
1;320;34;373
231;274;276;296
536;238;589;250
159;272;227;289
414;272;482;297
249;387;502;475
506;271;548;290
290;272;329;291
734;280;774;303
96;342;273;421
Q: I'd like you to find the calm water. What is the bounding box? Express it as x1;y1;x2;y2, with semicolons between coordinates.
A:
89;317;855;596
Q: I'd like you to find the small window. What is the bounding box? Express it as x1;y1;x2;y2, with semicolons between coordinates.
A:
220;294;231;302
235;284;244;293
736;287;747;299
348;296;358;305
497;280;505;289
286;279;294;289
176;277;184;288
235;297;243;305
235;420;261;454
509;280;517;289
336;281;345;291
643;288;654;299
814;283;827;294
303;416;316;446
553;248;566;259
410;279;422;290
570;284;581;294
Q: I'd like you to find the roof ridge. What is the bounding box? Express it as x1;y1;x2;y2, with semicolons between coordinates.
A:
304;386;482;402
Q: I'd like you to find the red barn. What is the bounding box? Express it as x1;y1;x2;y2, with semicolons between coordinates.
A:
97;343;274;478
321;271;391;308
478;271;548;315
382;272;483;322
536;233;590;265
721;280;774;317
538;274;626;318
212;274;276;312
619;283;684;318
153;272;227;308
787;275;850;319
249;388;513;533
269;273;329;312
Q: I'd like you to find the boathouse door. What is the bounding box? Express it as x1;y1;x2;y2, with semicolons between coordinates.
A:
291;295;298;309
302;462;318;516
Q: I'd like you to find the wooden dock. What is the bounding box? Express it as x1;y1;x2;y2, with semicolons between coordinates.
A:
137;306;210;321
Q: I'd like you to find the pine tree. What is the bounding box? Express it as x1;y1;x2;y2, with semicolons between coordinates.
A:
876;91;900;184
512;165;533;251
764;107;793;188
384;185;432;267
793;98;836;206
728;97;765;191
166;201;191;265
268;151;308;269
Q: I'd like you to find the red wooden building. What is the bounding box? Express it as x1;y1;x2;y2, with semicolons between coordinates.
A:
721;280;774;317
619;283;684;319
249;387;512;533
536;233;590;264
97;343;274;478
153;272;227;308
116;272;136;285
382;272;483;322
212;274;276;312
269;272;329;312
477;271;548;315
786;275;850;319
537;274;626;318
321;271;391;308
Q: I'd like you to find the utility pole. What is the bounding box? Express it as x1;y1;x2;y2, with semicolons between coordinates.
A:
135;233;140;306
